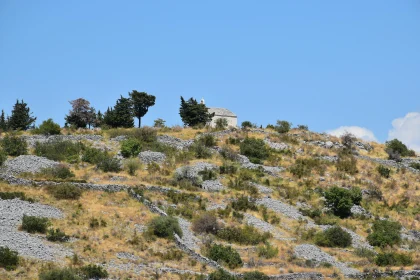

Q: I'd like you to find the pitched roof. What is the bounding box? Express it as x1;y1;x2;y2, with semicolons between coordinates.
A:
208;107;237;118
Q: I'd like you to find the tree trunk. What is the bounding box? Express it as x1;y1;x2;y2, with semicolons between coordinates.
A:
138;117;141;128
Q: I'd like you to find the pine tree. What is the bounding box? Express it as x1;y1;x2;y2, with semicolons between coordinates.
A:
8;100;37;130
103;107;116;128
94;110;103;128
179;97;214;127
129;90;156;128
0;110;7;131
112;95;134;128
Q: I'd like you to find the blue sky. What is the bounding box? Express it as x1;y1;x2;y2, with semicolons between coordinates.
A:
1;1;419;148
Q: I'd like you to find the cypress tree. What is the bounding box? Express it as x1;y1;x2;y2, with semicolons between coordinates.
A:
0;110;7;131
8;100;37;130
113;95;134;128
179;97;214;127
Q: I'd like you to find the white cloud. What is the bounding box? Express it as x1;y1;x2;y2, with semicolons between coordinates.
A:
388;112;420;152
327;126;378;142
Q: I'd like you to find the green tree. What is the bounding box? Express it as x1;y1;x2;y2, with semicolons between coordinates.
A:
179;97;214;127
65;98;96;129
385;139;415;161
94;110;103;128
314;226;352;247
108;95;134;128
0;110;7;131
153;118;166;128
129;90;156;128
8;100;36;130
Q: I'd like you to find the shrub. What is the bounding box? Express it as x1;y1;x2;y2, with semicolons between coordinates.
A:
274;120;292;133
217;225;271;245
97;156;121;172
314;226;352;247
215;118;229;130
385;139;416;161
257;242;279;259
324;186;361;218
34;140;83;163
0;191;33;202
0;148;7;166
231;195;257;212
354;248;376;262
336;154;358;175
367;220;402;248
244;271;269;280
147;216;182;239
147;162;160;175
219;163;238;175
1;134;27;156
241;121;254;129
240;137;269;163
190;142;212;159
80;264;109;279
198;134;216;147
198;167;217;181
40;165;75;180
21;215;49;233
46;228;70;242
220;146;238;161
48;184;82;200
208;269;237;280
377;165;391;178
153;118;166;128
341;132;356;152
35;119;61;135
89;217;107;229
0;247;19;271
120;138;142;158
410;162;420;170
289;158;323;179
39;267;83;280
82;147;108;164
375;252;413;267
192;213;220;234
207;244;243;269
296;125;309;130
125;158;141;176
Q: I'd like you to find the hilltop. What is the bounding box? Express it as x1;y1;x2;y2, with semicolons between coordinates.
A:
0;125;419;280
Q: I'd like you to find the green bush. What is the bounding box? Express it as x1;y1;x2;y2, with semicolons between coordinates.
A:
377;165;391;178
48;184;82;200
240;138;269;163
219;163;238;175
125;158;141;176
289;158;323;178
336;154;358;175
0;148;7;166
354;248;376;262
198;134;217;147
39;267;83;280
198;167;217;181
207;244;243;269
97;155;121;172
243;271;269;280
367;220;401;248
46;228;70;242
257;242;279;258
1;134;27;156
217;225;271;245
120;138;142;158
231;195;258;212
192;213;220;234
324;186;361;218
0;247;19;271
375;252;413;266
410;162;420;170
220;146;239;161
82;147;108;164
147;216;182;239
274;120;292;134
35;140;84;163
40;165;75;180
80;264;109;279
190;142;212;159
241;121;255;129
385;139;416;161
21;215;50;233
34;119;61;135
215;118;228;130
0;191;33;202
314;226;352;247
208;269;237;280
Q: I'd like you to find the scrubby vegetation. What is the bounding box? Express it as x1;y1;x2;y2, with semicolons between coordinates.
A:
240;137;269;164
324;186;362;218
0;247;19;271
314;226;352;247
35;140;84;163
21;215;50;234
47;184;83;200
217;225;271;245
207;244;243;269
1;134;28;156
367;220;402;247
146;216;182;240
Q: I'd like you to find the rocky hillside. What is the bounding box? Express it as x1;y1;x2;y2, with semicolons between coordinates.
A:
0;126;419;280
